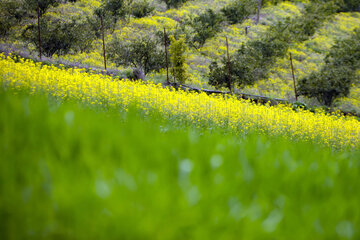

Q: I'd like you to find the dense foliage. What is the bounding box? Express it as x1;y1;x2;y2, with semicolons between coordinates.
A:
338;0;360;12
97;0;131;24
298;28;360;106
188;9;223;48
161;0;187;9
169;35;188;84
22;15;96;56
0;0;26;38
208;0;339;92
130;0;154;18
107;36;165;79
220;0;257;24
23;0;60;16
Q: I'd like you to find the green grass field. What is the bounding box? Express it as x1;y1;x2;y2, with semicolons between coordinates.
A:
1;90;360;239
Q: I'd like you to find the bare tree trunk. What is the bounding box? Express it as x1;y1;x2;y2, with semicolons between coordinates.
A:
256;0;263;24
164;28;170;84
225;37;232;93
37;6;42;60
100;15;107;71
289;53;298;101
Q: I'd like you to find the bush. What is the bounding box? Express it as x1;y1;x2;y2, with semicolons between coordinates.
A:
169;36;188;84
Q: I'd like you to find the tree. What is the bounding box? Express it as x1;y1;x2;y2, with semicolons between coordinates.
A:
208;29;289;92
93;0;131;70
22;15;96;57
93;0;129;35
209;59;252;91
220;0;257;24
161;0;187;9
107;36;165;79
0;0;27;39
94;7;108;70
208;38;287;91
169;36;188;84
101;0;132;25
298;29;360;106
298;68;354;106
255;0;263;24
287;0;339;42
188;9;223;48
209;0;340;92
130;0;154;18
24;0;59;59
337;0;360;12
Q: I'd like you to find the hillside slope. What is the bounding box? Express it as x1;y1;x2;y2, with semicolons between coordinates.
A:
1;0;359;112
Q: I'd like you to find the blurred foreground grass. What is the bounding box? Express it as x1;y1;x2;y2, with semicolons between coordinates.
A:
1;90;360;240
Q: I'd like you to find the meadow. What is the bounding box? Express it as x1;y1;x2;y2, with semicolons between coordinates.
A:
1;90;360;239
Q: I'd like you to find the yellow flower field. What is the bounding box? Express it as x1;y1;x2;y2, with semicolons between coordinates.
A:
1;53;359;149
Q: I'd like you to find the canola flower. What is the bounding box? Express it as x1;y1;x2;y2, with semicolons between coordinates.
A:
1;53;360;149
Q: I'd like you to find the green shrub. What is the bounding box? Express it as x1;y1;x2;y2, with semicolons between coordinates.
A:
169;35;188;84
